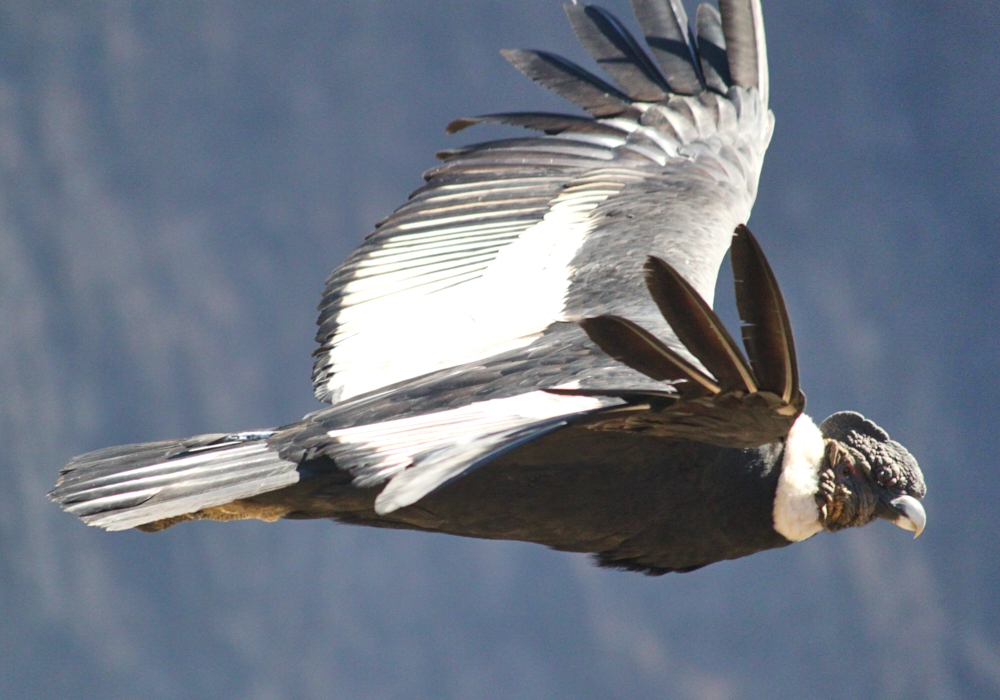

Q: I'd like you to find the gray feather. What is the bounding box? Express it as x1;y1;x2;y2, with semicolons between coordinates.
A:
718;0;765;95
446;113;629;137
629;0;704;95
50;436;298;531
564;3;669;102
695;3;731;94
500;49;636;118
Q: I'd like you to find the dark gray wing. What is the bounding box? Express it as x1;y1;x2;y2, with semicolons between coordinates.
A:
498;49;637;119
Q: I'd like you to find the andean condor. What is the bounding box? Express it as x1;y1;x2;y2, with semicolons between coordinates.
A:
50;0;927;575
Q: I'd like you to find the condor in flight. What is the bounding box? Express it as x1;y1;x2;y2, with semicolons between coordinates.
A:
51;0;926;574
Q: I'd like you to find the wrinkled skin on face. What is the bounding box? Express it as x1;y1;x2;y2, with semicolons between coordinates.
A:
817;412;927;537
817;440;878;531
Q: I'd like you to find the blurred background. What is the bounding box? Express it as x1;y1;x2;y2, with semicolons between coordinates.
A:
1;1;997;698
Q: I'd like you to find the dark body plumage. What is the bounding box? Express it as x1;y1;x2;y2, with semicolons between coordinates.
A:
49;0;927;573
270;428;790;575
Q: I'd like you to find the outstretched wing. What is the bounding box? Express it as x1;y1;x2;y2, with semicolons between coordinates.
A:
312;0;773;404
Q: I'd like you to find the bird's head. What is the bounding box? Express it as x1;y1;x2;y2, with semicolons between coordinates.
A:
816;412;926;537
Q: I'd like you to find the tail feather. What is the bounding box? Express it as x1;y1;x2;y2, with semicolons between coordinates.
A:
50;434;299;531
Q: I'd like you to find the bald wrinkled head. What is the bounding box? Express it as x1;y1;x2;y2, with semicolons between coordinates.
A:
817;412;927;536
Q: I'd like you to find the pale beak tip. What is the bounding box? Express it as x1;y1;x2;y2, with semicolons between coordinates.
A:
890;494;926;539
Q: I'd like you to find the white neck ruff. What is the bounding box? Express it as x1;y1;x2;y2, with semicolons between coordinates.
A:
773;413;825;542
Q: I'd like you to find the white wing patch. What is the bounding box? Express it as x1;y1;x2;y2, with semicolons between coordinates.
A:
325;391;610;514
321;174;635;402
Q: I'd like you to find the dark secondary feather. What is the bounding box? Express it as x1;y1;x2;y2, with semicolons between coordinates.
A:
578;315;717;397
643;255;758;393
628;0;704;95
564;3;669;102
731;224;800;403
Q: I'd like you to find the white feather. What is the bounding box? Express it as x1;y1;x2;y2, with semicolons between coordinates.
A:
73;443;299;532
320;177;630;402
772;414;825;542
324;391;608;513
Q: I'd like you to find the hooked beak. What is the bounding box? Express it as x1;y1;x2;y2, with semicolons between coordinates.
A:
887;494;926;538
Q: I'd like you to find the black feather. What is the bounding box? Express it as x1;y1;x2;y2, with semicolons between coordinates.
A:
579;314;717;396
564;3;669;102
643;256;758;393
544;387;680;411
731;224;799;403
628;0;704;95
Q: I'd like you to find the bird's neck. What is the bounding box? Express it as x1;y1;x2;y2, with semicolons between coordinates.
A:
772;414;825;542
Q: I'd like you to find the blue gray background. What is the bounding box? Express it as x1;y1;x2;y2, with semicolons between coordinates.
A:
1;1;997;698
